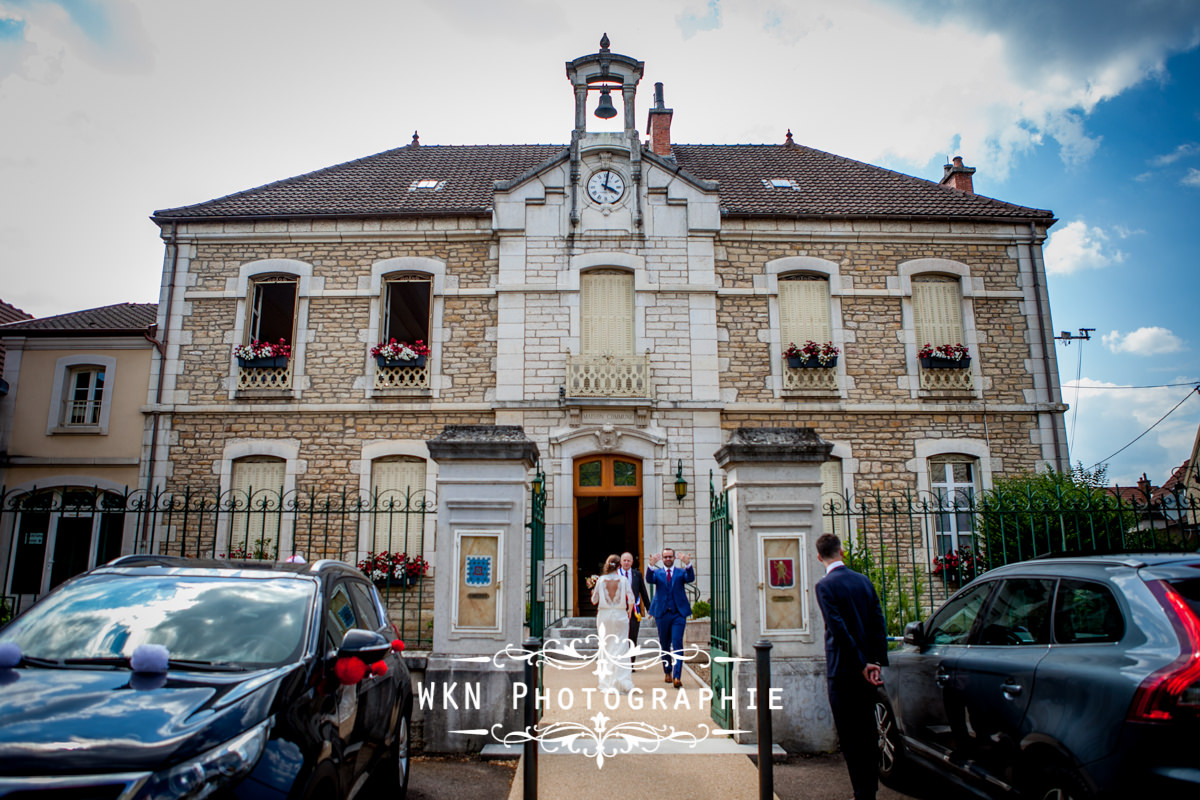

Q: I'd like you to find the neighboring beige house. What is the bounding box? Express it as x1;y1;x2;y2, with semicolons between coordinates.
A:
144;38;1067;615
0;303;157;604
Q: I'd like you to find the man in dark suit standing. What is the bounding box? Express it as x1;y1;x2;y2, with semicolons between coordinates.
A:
645;547;694;688
815;532;888;800
619;551;651;645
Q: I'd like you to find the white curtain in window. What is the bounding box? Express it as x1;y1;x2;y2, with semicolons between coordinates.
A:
779;276;832;346
371;457;428;555
913;277;964;347
581;271;634;355
230;457;286;553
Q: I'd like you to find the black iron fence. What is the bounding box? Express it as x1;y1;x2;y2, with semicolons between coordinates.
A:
0;485;435;646
826;485;1200;637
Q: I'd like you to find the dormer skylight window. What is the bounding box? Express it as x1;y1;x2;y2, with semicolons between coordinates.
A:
409;179;445;191
765;178;799;190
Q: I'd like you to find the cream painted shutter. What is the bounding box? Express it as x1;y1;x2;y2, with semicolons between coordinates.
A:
820;459;844;534
230;457;285;551
913;277;964;347
779;277;831;346
371;457;428;555
581;271;634;355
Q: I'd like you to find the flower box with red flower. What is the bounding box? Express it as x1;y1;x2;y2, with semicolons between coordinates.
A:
234;339;292;368
371;339;430;368
784;340;840;368
918;343;970;369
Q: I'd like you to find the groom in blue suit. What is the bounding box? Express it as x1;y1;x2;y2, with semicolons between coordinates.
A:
645;547;694;688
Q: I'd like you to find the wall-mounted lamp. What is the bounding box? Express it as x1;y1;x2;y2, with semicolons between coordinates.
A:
531;463;545;496
674;460;688;503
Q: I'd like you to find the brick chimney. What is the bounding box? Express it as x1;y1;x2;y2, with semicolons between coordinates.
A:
646;82;673;158
940;155;975;194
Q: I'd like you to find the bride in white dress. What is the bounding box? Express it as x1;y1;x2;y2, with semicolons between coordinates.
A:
590;554;636;693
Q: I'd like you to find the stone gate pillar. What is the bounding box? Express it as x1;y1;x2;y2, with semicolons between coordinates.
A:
713;427;836;752
423;425;539;752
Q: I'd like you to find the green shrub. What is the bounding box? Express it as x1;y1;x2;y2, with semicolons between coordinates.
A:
691;599;711;619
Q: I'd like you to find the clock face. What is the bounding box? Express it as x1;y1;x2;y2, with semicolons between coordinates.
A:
587;170;626;204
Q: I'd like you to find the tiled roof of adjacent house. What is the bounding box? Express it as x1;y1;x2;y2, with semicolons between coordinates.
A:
0;299;32;326
152;141;1054;223
0;303;158;335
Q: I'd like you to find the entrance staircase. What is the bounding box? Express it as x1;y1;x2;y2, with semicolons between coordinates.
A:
543;615;659;655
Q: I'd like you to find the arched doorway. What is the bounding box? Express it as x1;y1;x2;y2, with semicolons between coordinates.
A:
574;455;642;615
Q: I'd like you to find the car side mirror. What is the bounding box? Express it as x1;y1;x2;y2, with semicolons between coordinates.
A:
337;629;391;663
903;621;926;647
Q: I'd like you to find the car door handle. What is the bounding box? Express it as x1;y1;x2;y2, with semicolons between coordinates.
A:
935;668;951;688
1001;681;1022;697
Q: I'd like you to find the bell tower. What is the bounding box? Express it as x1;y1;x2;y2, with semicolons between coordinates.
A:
564;34;646;233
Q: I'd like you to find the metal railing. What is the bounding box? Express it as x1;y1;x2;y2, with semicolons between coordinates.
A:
526;563;569;634
825;485;1200;636
0;485;435;647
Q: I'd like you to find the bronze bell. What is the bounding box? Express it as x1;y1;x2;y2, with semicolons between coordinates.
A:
594;88;618;119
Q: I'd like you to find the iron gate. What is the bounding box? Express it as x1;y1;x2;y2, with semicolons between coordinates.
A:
526;464;547;640
709;471;734;729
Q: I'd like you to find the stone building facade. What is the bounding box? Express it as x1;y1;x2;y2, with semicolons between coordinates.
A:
145;38;1066;626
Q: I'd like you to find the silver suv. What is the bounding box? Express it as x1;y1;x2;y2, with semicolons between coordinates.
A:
877;553;1200;799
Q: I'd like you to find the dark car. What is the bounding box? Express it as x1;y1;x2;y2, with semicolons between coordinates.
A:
876;553;1200;800
0;555;412;799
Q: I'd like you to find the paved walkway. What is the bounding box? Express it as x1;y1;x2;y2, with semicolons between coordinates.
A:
503;649;777;800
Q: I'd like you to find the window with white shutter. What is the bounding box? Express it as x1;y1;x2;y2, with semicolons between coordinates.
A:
581;270;634;355
371;457;428;555
779;275;832;347
820;458;844;534
913;276;964;349
230;457;285;554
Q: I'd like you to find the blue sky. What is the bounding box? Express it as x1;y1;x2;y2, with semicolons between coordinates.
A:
0;0;1197;486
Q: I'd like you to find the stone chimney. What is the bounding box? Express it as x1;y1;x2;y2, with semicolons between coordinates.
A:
646;82;673;158
940;155;975;194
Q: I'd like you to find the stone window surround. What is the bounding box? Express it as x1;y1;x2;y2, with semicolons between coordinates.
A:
563;253;649;356
897;258;982;398
365;257;446;398
353;440;439;567
46;354;118;435
216;439;304;556
908;439;995;555
229;260;313;400
823;440;857;509
765;256;847;397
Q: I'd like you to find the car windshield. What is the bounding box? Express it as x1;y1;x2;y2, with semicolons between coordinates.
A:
1;572;315;668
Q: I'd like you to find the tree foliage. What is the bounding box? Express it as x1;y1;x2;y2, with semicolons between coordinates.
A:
977;463;1141;566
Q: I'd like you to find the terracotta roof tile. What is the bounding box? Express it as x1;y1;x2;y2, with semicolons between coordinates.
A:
153;142;1053;223
0;303;157;335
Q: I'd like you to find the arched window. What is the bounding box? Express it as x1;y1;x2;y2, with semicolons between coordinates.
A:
929;455;978;554
581;270;634;355
912;275;965;351
229;456;286;556
370;456;429;556
779;274;832;348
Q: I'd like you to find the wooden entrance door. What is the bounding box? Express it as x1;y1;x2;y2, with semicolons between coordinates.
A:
574;455;642;616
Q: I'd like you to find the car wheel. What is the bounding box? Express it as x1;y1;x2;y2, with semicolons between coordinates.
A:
875;695;908;787
371;709;411;798
1031;765;1093;800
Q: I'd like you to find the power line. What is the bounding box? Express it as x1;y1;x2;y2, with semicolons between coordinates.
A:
1062;381;1200;390
1085;387;1200;471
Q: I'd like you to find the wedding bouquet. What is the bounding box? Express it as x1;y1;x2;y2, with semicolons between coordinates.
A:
585;574;599;589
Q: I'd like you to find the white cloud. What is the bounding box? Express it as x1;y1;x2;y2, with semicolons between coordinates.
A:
1044;221;1127;275
1150;142;1200;166
1182;167;1200;187
0;0;1198;316
1102;327;1185;354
